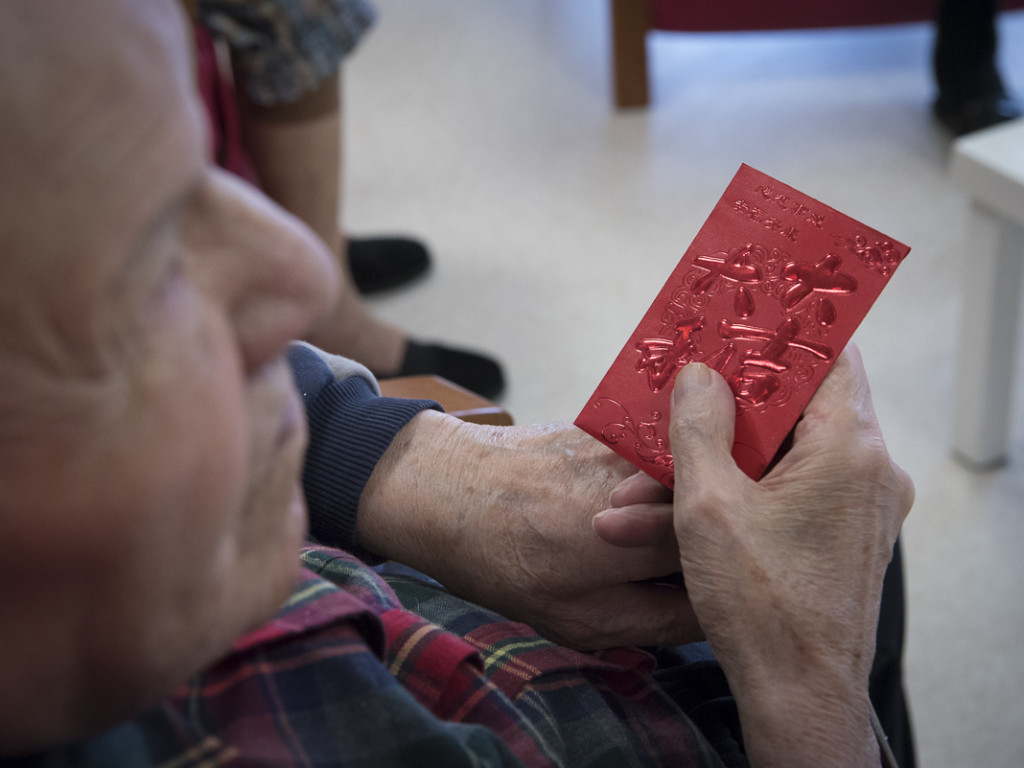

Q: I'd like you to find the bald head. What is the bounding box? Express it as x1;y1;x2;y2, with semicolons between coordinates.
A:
0;0;194;250
0;1;336;754
0;0;202;387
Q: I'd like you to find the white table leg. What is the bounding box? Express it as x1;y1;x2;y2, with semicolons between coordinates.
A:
952;201;1024;468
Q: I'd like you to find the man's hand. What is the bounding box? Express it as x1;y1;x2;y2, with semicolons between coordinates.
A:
356;416;702;649
599;346;913;767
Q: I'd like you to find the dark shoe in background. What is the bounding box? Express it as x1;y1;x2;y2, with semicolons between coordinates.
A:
348;237;506;399
934;91;1023;136
348;237;431;294
395;341;505;400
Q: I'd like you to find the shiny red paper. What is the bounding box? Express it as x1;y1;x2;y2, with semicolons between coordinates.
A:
574;164;910;485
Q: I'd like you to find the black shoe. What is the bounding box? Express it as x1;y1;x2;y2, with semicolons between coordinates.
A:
347;237;431;294
933;92;1023;136
396;340;505;400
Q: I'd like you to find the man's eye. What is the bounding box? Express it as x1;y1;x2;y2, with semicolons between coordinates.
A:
142;218;190;314
150;215;185;281
160;249;185;285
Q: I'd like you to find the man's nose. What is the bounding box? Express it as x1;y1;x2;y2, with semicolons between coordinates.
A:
208;169;339;374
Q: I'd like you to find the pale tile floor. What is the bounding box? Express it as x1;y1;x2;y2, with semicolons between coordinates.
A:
345;3;1024;765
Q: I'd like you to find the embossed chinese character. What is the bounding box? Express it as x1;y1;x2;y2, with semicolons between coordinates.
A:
780;253;857;309
692;243;764;294
635;315;704;392
805;212;826;229
719;316;834;373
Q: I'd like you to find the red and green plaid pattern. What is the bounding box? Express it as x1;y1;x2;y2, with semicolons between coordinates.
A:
24;546;742;766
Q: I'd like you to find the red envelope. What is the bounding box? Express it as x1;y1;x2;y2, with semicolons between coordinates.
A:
574;164;910;486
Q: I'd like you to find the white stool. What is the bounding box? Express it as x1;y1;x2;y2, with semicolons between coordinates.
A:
951;118;1024;468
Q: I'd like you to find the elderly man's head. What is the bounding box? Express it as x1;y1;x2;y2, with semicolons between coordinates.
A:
0;0;337;753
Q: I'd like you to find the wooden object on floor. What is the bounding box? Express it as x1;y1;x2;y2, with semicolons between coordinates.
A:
611;0;651;108
378;375;513;426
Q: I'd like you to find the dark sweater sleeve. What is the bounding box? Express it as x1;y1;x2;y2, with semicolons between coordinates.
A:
288;344;441;562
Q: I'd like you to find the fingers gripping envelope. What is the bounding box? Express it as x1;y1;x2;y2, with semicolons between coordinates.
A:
574;164;910;486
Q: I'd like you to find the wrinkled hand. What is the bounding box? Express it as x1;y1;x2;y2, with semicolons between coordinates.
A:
597;345;914;766
357;417;702;649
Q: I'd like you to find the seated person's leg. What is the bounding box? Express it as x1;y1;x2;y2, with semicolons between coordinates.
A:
933;0;1022;135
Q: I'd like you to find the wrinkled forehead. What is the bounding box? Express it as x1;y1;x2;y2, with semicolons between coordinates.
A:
0;0;198;270
0;0;203;351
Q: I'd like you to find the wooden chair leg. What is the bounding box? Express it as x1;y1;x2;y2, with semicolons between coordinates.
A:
611;0;652;108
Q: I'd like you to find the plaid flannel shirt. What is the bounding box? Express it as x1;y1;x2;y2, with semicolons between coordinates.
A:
24;545;745;767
